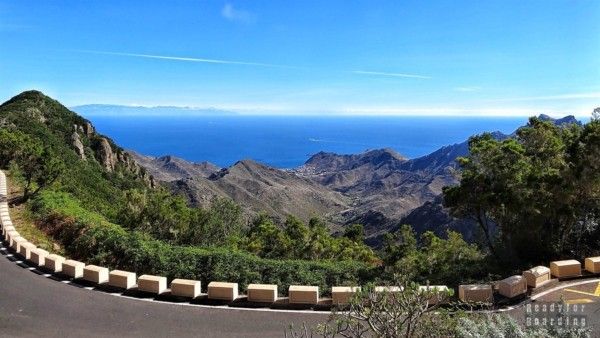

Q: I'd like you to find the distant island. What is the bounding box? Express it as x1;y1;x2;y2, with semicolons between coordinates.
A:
72;104;239;117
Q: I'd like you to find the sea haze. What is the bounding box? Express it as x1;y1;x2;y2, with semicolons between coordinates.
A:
83;115;528;168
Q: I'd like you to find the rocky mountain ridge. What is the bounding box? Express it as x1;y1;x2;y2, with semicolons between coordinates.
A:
134;114;581;245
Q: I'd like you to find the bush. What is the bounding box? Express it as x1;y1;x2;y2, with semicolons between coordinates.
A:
31;190;375;295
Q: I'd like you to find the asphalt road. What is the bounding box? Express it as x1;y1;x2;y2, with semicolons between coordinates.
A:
0;245;326;338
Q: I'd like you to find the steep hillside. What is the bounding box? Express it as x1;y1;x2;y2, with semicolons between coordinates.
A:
0;91;153;218
173;159;351;223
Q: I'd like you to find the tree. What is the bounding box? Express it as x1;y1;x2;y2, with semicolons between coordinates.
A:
382;225;485;286
344;224;365;243
118;189;192;242
0;129;65;203
444;116;600;266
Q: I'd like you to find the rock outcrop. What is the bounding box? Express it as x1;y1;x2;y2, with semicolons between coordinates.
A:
71;130;86;160
84;121;94;136
98;138;116;171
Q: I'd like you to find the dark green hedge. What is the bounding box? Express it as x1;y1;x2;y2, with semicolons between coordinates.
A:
32;191;376;295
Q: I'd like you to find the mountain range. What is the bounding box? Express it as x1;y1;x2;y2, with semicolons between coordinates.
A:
128;114;580;246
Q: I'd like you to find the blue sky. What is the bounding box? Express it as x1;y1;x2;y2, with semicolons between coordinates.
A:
0;0;599;116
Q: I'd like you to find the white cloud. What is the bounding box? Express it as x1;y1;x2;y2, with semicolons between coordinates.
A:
221;3;256;24
352;70;431;79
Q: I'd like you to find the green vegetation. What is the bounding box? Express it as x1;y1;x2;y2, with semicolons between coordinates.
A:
381;225;488;286
444;115;600;269
237;216;379;264
32;190;373;294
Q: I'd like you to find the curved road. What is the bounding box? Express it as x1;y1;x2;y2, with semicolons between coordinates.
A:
3;244;600;337
0;245;326;338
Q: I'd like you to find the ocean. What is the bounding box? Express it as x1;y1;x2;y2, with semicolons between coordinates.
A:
85;115;528;168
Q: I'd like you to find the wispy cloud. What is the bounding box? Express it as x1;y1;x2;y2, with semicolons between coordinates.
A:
352;70;431;79
493;92;600;102
77;50;294;68
221;3;256;24
454;86;481;92
75;50;432;80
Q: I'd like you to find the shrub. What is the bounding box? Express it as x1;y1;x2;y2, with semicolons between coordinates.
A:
31;190;375;294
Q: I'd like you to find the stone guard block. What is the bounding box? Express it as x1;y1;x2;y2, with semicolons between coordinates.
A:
498;275;527;298
62;259;85;278
137;275;167;294
10;236;26;252
4;229;18;241
332;286;360;305
523;266;551;288
289;285;319;305
1;225;14;237
585;257;600;274
247;284;278;303
550;260;581;278
83;265;109;284
45;254;66;273
171;279;201;298
30;248;49;266
109;270;137;289
458;284;493;303
208;282;239;301
17;242;36;260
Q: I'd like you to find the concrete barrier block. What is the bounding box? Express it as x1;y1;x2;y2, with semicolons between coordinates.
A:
247;284;278;303
2;225;15;236
550;260;581;278
289;285;319;305
4;229;18;241
108;270;137;289
498;275;527;298
30;248;50;266
207;282;238;301
6;229;19;242
18;242;36;260
137;274;167;294
585;257;600;274
10;236;26;252
45;254;66;273
332;286;360;305
83;265;109;284
171;279;201;298
1;220;12;230
458;284;493;303
62;259;85;278
523;266;551;287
